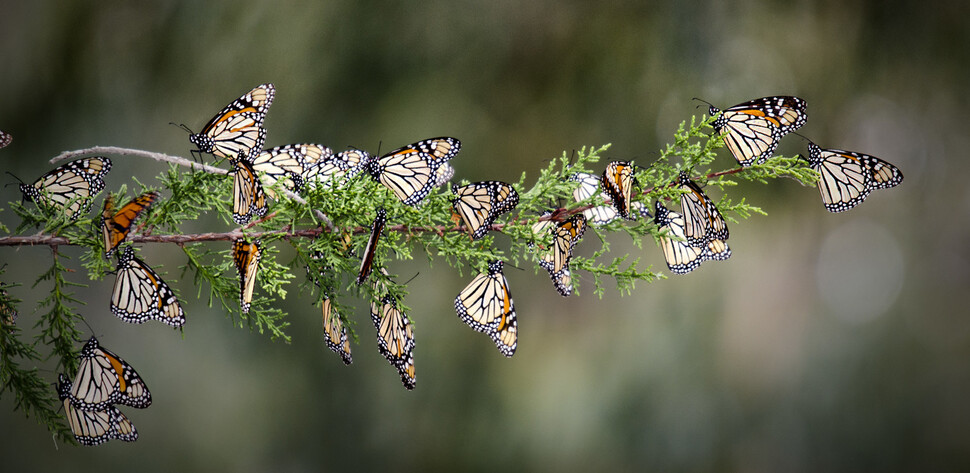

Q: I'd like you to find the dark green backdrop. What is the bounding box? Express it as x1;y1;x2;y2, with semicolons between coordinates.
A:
1;1;967;471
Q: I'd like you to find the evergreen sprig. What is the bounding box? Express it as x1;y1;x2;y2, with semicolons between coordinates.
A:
0;113;821;440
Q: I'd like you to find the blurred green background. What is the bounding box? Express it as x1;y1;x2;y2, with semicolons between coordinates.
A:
1;1;968;471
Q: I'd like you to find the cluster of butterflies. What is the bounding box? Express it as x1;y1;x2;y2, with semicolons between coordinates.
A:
57;337;151;445
10;89;904;406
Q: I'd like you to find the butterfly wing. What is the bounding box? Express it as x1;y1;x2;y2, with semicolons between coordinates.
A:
356;208;387;285
303;148;370;190
570;173;619;226
0;130;11;149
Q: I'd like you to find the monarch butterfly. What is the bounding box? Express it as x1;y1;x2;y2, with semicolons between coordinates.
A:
232;158;267;225
708;96;807;167
356;208;387;285
58;374;137;446
188;83;275;162
0;130;11;149
302;148;370;190
101;191;160;257
677;172;729;246
110;246;185;328
322;298;352;365
367;137;461;206
601;161;638;219
19;157;111;220
451;181;519;240
802;142;903;212
654;201;731;274
232;239;261;314
371;295;416;390
455;260;517;357
570;172;621;225
65;337;152;410
251;143;332;196
538;214;588;296
529;210;557;248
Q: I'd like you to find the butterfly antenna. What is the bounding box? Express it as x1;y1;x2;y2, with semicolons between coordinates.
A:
791;131;813;144
171;122;194;134
692;97;715;109
504;262;526;272
402;272;420;286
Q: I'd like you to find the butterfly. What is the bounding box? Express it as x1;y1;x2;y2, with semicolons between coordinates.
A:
188;83;275;162
451;181;519;240
0;130;11;149
101;191;160;257
302;148;370;190
677;172;729;246
356;208;387;285
653;201;731;274
252;143;333;196
371;294;416;390
322;298;352;365
232;159;268;225
538;214;588;296
601;161;638;219
58;374;138;446
529;210;557;248
64;336;152;410
802;142;903;212
232;239;261;313
366;137;461;206
454;260;517;357
0;285;16;327
110;246;185;328
708;96;807;167
19;157;111;220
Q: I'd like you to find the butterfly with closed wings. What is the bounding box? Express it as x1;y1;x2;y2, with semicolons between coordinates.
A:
19;157;111;221
110;246;185;328
451;181;519;240
455;260;517;357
